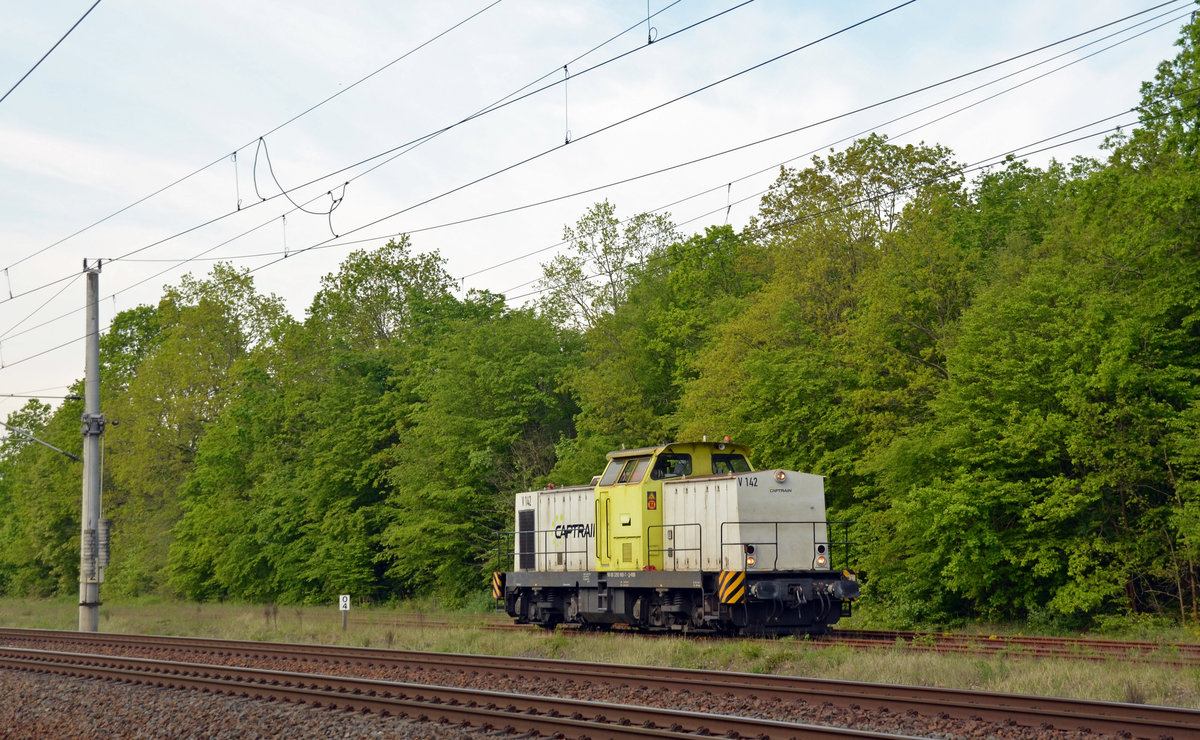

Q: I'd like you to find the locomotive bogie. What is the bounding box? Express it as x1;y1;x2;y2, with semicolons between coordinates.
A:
503;569;857;634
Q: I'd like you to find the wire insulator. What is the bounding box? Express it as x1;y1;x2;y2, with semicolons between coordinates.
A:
231;152;242;210
563;65;571;144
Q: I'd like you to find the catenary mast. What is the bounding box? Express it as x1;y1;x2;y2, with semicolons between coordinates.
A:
79;259;107;631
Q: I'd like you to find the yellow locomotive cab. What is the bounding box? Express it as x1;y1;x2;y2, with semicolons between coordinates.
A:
594;442;752;572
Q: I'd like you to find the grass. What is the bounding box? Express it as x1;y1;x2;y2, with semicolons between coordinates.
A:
2;596;1198;709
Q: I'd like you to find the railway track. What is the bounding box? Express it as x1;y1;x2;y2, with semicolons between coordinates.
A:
0;645;910;740
1;628;1196;739
350;612;1200;668
826;628;1200;665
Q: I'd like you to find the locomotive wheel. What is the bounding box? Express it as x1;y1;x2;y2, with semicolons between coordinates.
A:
648;603;665;628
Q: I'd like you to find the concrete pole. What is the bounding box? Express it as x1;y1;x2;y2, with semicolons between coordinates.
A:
79;260;104;632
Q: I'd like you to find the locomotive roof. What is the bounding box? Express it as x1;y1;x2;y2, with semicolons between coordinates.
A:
605;440;752;460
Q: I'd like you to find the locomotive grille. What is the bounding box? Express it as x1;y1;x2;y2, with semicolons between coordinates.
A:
517;509;535;570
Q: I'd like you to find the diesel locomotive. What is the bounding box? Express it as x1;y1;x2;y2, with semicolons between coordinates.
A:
494;440;858;635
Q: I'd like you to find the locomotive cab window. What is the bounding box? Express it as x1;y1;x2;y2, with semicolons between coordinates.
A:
600;456;651;486
650;453;692;480
712;454;751;474
617;456;650;484
599;460;623;486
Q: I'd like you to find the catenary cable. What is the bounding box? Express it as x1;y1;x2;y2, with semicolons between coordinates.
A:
0;100;1183;375
6;0;1179;309
244;1;921;276
0;2;1180;374
1;0;693;280
107;5;1188;281
0;2;1184;348
1;0;506;273
0;0;103;106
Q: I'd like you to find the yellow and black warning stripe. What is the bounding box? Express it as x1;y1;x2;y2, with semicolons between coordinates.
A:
718;570;745;604
491;572;504;600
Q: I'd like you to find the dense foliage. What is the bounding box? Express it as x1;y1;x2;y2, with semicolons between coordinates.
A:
1;20;1197;623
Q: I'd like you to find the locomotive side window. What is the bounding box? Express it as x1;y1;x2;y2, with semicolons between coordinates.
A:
651;453;692;480
712;454;751;474
616;456;650;484
599;460;624;486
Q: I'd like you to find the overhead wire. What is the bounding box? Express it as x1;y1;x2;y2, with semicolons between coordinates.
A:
1;0;506;273
0;1;700;345
0;0;103;106
1;93;1187;376
1;0;1184;348
24;0;1180;340
0;0;740;314
244;0;921;276
0;2;1188;375
0;0;1181;348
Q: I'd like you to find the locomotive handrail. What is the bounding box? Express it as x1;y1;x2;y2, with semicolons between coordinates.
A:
495;526;593;572
719;520;854;571
646;522;701;572
495;519;854;573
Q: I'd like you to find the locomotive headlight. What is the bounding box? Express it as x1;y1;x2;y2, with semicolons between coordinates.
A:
746;555;756;567
774;470;787;483
816;555;828;567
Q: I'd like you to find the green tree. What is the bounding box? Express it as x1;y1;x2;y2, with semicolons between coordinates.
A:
538;200;678;330
677;135;962;507
105;263;290;596
170;241;474;604
546;219;767;483
383;295;578;599
0;399;82;595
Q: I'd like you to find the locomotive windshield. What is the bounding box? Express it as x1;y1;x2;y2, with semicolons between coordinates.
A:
712;454;751;474
599;456;651;486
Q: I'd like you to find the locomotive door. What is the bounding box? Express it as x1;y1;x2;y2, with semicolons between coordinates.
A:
595;493;611;568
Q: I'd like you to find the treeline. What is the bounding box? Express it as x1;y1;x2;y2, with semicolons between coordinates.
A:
1;20;1197;626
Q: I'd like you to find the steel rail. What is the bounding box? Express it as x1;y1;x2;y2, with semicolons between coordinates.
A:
0;646;916;740
831;628;1200;661
347;615;1200;668
3;628;1197;738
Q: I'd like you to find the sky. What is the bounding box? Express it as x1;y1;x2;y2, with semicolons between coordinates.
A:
0;0;1193;426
